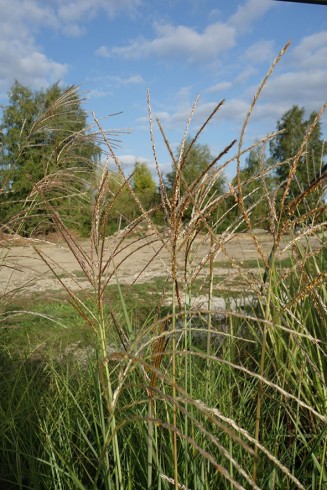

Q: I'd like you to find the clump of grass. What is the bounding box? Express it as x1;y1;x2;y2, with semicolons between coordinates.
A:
0;42;326;490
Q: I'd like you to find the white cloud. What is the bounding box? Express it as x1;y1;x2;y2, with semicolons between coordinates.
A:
95;45;111;58
87;74;144;94
248;33;327;113
138;24;326;140
261;69;326;109
115;155;139;166
109;21;236;61
0;0;62;91
57;0;99;23
208;8;221;20
234;65;258;84
231;31;327;131
106;154;153;172
153;111;171;122
20;51;67;83
0;0;143;94
150;97;249;131
108;75;145;86
149;69;324;135
56;0;142;23
218;99;250;124
0;32;67;92
2;0;56;29
106;0;274;64
62;23;86;37
121;75;144;85
88;88;111;98
289;31;326;71
245;40;275;64
106;154;170;181
175;85;193;101
228;0;273;34
206;81;232;93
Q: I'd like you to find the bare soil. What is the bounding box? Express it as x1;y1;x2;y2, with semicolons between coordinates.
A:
0;230;320;298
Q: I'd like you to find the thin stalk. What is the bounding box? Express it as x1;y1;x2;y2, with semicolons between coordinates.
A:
172;280;179;490
147;399;154;489
184;299;189;487
229;315;235;490
270;397;283;488
253;271;273;483
202;234;215;489
206;234;214;400
318;434;327;489
271;317;294;489
95;364;113;489
292;362;304;478
98;302;123;490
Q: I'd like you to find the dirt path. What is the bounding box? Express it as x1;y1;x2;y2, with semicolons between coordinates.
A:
0;230;319;297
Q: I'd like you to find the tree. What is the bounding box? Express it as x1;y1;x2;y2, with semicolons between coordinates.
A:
165;138;225;222
103;170;133;233
0;82;38;196
231;144;274;230
166;138;224;193
0;81;101;235
269;105;326;217
133;162;157;211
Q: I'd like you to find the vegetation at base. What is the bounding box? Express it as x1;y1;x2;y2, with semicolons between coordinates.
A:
1;279;166;358
0;240;326;488
0;43;326;489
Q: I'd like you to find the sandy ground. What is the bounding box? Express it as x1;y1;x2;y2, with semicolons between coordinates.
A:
0;229;321;297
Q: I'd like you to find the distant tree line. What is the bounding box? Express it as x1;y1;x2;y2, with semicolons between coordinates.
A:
0;81;326;236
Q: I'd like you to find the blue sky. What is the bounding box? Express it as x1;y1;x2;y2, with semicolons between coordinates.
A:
0;0;326;180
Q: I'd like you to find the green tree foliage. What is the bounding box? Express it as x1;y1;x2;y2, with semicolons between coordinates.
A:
133;161;157;210
231;144;274;230
269;105;326;218
166;138;224;193
0;81;101;235
102;164;158;234
165;138;225;223
105;170;132;232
